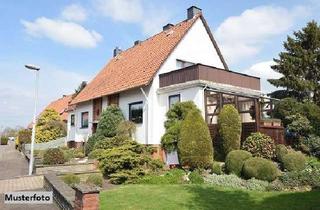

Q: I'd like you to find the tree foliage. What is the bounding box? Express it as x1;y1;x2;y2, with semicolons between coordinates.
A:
161;101;200;151
178;109;213;169
218;105;242;156
35;109;66;143
96;105;124;138
268;21;320;104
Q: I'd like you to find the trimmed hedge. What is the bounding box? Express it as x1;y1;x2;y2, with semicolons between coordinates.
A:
242;132;276;159
225;150;252;176
43;148;66;165
282;151;306;171
218;105;241;156
275;144;288;163
178;109;213;169
243;157;279;182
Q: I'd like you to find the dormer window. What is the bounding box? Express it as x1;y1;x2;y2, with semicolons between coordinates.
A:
176;59;194;69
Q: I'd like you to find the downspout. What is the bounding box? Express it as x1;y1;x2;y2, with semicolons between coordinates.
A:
140;87;149;145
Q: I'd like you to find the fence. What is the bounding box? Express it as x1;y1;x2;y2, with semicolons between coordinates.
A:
23;137;66;152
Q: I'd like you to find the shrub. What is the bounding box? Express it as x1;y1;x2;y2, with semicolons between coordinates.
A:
17;129;31;144
189;170;204;184
242;132;276;159
136;169;186;184
218;105;241;156
211;162;223;175
62;173;80;188
273;98;301;126
43;148;66;165
178;109;213;169
84;133;104;155
86;174;103;187
204;174;268;191
225;150;252;176
242;157;279;182
88;149;106;159
63;148;85;161
96;105;124;138
301;102;320;135
74;148;85;158
1;136;8;145
279;166;320;189
35;109;66;143
286;114;312;137
275;144;288;163
282;151;306;171
116;121;136;137
303;135;320;158
93;136;134;151
161;101;200;152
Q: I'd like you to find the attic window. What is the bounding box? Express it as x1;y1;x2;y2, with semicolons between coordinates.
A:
176;59;194;69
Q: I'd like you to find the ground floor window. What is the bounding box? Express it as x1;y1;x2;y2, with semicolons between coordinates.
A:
129;101;143;123
81;112;89;128
169;94;180;108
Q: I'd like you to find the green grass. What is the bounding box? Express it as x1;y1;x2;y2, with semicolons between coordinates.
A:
100;184;320;210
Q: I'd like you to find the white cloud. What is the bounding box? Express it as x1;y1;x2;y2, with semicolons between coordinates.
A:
61;4;87;22
243;60;282;93
21;17;102;48
215;5;309;64
94;0;170;35
95;0;143;22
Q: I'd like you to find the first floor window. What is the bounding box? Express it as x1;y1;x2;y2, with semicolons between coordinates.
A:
129;101;143;123
169;94;180;108
70;114;75;126
81;112;89;128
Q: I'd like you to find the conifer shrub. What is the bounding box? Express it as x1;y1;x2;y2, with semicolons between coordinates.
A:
225;150;252;176
178;109;213;169
242;132;276;159
282;151;306;171
84;133;104;155
275;144;289;163
218;105;241;156
96;105;124;138
43;148;66;165
88;149;107;159
242;157;279;182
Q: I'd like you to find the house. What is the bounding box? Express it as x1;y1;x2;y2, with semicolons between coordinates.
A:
67;6;284;162
28;94;73;129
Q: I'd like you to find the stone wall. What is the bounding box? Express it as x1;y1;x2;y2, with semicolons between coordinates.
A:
36;161;97;175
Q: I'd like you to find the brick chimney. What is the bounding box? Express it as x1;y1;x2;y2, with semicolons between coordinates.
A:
187;6;202;19
163;23;174;31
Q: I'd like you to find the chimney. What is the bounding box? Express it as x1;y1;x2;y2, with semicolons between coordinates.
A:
113;47;122;57
187;6;202;19
134;40;142;46
163;23;174;31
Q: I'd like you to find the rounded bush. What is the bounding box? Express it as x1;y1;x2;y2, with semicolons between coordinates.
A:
1;136;8;145
218;105;241;156
282;151;306;171
242;132;276;159
88;149;106;159
96;105;124;138
178;109;213;169
211;162;223;175
43;148;65;165
275;144;288;163
225;150;252;176
243;157;279;182
86;174;103;187
62;173;80;188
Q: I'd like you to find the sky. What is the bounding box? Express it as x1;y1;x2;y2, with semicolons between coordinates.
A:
0;0;319;128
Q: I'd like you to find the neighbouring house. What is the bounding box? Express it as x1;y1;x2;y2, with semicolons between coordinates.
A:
67;6;284;163
28;94;73;129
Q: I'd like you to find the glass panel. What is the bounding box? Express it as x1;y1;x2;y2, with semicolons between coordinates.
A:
207;94;219;105
238;98;254;112
169;95;180;108
81;112;88;128
240;113;255;123
71;115;75;126
207;115;218;124
207;105;219;115
130;102;143;124
222;94;235;104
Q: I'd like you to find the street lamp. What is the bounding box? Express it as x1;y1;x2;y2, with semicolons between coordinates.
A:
25;64;40;175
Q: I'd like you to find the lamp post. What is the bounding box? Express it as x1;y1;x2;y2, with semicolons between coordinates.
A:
25;64;40;175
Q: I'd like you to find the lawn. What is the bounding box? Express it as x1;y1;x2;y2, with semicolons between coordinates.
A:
100;184;320;210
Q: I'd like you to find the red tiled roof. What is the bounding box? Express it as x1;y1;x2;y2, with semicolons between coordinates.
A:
43;94;73;121
71;14;203;104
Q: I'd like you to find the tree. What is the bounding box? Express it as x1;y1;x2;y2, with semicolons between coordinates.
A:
178;109;213;169
268;21;320;104
161;101;200;152
72;81;87;98
218;105;242;156
35;109;66;143
96;105;124;137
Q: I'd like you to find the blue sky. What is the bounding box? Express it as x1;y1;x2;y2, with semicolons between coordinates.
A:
0;0;319;128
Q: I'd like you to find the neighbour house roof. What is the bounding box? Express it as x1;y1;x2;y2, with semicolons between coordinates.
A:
71;13;228;105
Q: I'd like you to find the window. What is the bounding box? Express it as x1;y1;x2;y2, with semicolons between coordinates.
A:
176;59;194;69
169;94;180;108
70;114;75;126
129;102;143;123
81;112;89;128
